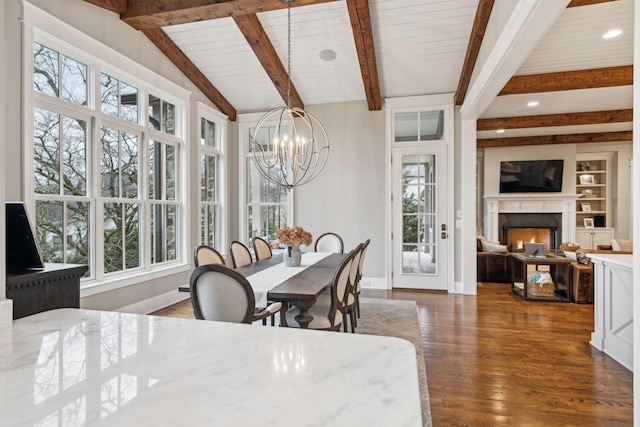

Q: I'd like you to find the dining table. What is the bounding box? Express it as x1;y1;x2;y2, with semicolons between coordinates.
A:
180;252;346;328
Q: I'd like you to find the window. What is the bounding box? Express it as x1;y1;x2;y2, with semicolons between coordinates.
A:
238;114;292;247
198;105;227;251
394;110;444;142
31;40;185;285
247;125;288;245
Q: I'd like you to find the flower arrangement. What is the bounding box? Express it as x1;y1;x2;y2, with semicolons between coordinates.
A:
276;226;312;247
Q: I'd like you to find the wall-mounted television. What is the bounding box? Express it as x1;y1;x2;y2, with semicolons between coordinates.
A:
6;202;45;271
499;160;564;193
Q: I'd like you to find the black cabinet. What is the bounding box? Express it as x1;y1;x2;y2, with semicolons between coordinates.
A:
6;263;88;319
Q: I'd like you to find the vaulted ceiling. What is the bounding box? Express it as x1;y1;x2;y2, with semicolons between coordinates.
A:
84;0;632;146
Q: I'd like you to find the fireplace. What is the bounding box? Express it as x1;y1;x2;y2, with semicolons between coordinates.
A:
503;226;557;252
484;194;582;246
499;213;562;251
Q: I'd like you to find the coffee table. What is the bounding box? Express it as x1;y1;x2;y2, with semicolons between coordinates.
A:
510;252;572;302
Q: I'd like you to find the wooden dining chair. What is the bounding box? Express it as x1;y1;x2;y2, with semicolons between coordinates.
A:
230;240;252;268
194;245;226;267
252;236;272;261
284;249;355;331
354;239;370;320
316;243;363;332
314;232;344;253
190;264;281;324
343;243;363;332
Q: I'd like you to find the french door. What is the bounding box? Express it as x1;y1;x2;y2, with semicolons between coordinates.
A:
391;144;448;290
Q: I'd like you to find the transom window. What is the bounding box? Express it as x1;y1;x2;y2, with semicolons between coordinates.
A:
394;110;444;142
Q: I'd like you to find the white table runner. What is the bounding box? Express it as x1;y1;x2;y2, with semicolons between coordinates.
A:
249;252;332;307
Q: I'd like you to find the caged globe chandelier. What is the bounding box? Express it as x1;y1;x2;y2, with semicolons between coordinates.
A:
251;0;329;191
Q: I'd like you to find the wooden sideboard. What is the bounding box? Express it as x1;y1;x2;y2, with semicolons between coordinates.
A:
6;263;88;320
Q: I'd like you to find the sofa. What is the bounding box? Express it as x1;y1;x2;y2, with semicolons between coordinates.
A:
476;237;512;283
477;238;632;303
557;239;632;303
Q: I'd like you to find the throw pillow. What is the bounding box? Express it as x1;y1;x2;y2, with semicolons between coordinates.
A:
559;242;580;252
611;239;633;252
481;240;508;253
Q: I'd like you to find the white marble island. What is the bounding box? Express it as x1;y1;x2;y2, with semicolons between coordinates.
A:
0;308;421;426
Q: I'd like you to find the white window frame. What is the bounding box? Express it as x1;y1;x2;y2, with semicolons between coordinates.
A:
238;112;293;246
24;4;191;294
197;102;228;254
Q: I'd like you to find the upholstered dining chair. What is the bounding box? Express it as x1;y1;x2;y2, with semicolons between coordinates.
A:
343;243;363;332
318;243;362;332
354;239;370;320
285;249;355;331
194;245;226;267
252;236;272;261
230;240;252;268
190;264;281;324
314;232;344;253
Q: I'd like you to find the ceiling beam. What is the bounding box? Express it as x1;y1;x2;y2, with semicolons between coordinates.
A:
82;0;127;14
477;131;632;148
142;28;237;121
122;0;339;30
499;65;633;96
567;0;616;7
454;0;494;106
346;0;381;111
477;109;633;131
233;13;304;109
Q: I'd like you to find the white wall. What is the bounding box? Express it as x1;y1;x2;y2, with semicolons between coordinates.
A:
0;0;19;327
294;101;386;281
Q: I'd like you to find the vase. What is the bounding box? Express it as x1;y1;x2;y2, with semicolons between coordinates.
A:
283;245;302;267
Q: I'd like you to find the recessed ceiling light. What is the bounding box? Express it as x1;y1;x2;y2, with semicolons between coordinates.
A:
603;29;623;39
496;129;505;134
527;101;539;107
319;49;337;62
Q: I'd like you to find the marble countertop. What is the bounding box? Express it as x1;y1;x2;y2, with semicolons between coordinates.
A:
0;308;421;426
587;253;633;269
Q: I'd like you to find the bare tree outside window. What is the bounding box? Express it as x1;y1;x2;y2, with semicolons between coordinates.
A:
32;41;182;279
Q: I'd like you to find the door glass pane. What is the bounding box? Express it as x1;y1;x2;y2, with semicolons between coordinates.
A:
401;154;436;275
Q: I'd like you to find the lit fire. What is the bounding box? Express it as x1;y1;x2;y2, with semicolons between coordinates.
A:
515;236;537;250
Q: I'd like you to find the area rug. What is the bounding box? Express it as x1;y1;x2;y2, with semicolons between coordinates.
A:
356;298;432;427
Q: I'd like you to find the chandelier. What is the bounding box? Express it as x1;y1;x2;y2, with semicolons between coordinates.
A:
251;0;329;191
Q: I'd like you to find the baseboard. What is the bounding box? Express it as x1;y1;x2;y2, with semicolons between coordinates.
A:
452;280;464;294
116;287;190;315
361;277;388;290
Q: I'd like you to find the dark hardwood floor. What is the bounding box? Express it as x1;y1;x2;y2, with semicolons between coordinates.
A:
152;282;633;426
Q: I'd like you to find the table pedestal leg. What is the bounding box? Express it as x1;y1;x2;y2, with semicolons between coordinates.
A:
292;299;315;328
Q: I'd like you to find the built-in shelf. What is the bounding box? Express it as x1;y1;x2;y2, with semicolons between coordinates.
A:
575;153;614;248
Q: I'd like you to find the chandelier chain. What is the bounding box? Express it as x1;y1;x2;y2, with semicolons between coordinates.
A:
286;2;292;107
250;0;329;190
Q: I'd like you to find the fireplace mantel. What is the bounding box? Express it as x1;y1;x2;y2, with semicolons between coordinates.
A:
484;194;583;243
